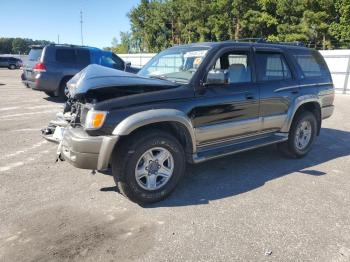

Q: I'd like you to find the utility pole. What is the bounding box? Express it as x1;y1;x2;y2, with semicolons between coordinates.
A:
57;34;60;44
80;10;84;46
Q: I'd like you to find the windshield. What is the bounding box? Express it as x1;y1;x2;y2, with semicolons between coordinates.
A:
138;46;210;84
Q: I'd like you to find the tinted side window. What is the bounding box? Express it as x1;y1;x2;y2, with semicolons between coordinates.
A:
28;48;43;61
76;49;90;67
256;52;292;81
56;49;76;63
99;52;125;70
292;51;329;78
111;54;125;69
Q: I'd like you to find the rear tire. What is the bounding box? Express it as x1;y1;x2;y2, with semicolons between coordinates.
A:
111;130;186;204
279;111;317;158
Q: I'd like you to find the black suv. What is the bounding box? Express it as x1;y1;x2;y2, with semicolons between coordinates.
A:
0;56;22;69
47;41;334;203
22;44;138;99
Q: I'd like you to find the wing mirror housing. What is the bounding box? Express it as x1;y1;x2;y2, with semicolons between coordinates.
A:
124;61;131;70
205;69;228;85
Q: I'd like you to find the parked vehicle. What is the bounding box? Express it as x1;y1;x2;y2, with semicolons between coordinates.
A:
22;44;138;99
0;56;22;69
44;40;335;203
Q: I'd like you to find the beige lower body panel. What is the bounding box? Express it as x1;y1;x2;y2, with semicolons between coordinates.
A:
194;114;287;145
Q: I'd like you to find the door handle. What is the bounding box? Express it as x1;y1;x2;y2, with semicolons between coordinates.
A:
245;93;255;100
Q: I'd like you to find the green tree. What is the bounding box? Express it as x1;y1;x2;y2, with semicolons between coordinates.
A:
329;0;350;48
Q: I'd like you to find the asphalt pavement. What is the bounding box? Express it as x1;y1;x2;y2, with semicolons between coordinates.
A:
0;68;350;262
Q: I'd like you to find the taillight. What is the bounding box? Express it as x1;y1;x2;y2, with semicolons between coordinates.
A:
33;62;46;72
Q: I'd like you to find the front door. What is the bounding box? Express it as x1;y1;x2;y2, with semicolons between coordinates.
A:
191;48;260;146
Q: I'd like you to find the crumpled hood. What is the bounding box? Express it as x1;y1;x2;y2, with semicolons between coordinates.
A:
67;64;178;98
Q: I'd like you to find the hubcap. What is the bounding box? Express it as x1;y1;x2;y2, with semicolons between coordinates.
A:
295;120;312;150
135;147;174;191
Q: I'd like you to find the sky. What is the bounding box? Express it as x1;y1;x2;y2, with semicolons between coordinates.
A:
0;0;140;48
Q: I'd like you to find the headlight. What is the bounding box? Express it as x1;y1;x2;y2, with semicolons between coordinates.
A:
85;110;107;130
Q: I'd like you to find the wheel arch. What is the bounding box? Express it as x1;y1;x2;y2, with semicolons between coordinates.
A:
112;109;197;155
57;75;74;91
284;98;322;135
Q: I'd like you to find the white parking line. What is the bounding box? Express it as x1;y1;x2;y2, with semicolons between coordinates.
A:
0;109;58;119
0;107;20;111
0;148;54;173
26;105;62;110
0;162;25;172
0;140;48;161
12;128;41;132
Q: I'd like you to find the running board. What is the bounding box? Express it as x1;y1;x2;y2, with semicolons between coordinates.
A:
192;133;288;163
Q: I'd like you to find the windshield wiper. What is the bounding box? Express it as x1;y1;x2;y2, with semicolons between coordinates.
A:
149;75;179;84
149;75;168;80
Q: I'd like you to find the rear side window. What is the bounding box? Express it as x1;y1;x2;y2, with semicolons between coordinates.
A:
256;52;292;81
76;49;90;67
28;48;43;62
292;51;329;78
56;49;76;63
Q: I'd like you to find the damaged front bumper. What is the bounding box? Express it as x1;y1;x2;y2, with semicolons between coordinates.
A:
42;112;72;143
59;126;119;170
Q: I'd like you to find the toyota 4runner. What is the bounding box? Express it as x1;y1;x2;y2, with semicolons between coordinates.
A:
49;41;335;203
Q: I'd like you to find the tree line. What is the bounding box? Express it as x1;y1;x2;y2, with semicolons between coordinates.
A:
112;0;350;53
0;38;52;55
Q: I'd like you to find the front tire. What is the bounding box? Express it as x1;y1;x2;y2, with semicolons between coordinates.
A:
279;111;317;158
8;64;16;70
111;130;186;204
57;78;70;101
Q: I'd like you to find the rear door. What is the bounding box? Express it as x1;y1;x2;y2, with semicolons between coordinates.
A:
253;47;299;133
76;48;91;70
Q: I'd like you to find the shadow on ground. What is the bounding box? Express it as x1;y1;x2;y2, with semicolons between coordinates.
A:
43;96;65;103
100;128;350;207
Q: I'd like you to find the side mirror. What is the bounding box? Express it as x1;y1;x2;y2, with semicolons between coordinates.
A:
125;61;131;69
205;70;228;85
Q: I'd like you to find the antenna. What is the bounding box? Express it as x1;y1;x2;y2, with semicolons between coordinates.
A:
80;10;84;45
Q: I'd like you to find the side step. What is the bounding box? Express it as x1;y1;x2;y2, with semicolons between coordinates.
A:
193;133;288;163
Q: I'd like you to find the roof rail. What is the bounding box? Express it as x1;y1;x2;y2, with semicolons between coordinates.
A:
266;41;306;47
226;38;306;47
226;38;266;43
48;43;91;48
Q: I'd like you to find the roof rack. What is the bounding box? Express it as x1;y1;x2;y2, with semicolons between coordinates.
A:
227;38;306;47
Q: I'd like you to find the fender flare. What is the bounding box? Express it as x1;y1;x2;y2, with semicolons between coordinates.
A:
97;109;197;171
281;94;321;133
112;109;197;152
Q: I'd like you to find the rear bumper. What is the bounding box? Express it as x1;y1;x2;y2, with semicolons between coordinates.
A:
321;105;334;120
22;80;36;88
23;73;58;92
60;126;119;170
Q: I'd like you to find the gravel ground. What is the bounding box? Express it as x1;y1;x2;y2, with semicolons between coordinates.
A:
0;68;350;262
